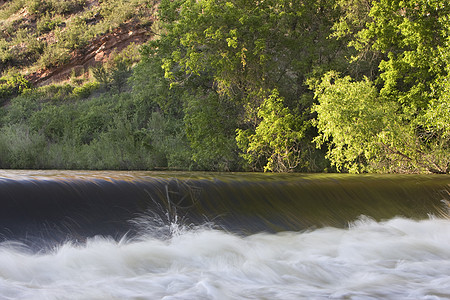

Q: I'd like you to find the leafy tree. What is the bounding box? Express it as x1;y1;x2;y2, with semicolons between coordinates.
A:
313;72;400;172
184;89;241;171
330;0;379;79
314;0;450;173
147;0;341;171
361;0;450;110
157;0;340;99
237;89;307;172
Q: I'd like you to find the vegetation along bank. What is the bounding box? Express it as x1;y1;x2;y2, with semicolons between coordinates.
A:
0;0;449;173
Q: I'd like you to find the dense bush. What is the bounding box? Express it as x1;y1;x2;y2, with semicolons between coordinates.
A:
0;66;193;170
0;75;31;104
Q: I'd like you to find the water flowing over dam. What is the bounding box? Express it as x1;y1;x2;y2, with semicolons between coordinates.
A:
0;170;449;299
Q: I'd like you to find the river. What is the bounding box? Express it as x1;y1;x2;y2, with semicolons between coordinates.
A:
0;170;449;299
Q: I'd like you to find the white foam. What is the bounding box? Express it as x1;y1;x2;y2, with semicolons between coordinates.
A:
1;217;450;299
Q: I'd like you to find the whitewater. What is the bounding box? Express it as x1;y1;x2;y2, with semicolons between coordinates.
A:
0;216;449;299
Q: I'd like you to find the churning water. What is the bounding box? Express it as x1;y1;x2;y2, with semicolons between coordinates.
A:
1;217;450;299
0;171;449;299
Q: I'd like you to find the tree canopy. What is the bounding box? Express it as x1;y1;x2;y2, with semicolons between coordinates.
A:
143;0;342;171
313;0;450;173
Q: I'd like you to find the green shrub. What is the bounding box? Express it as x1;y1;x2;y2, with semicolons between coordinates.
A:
185;90;240;171
74;104;111;144
0;74;31;104
29;104;77;142
0;123;47;169
57;17;90;50
39;83;74;102
38;44;70;69
49;0;86;15
5;92;40;124
27;0;86;16
0;39;13;66
25;38;46;61
91;59;134;92
109;60;132;93
0;0;26;19
91;65;109;88
72;81;100;99
27;0;52;16
36;12;60;33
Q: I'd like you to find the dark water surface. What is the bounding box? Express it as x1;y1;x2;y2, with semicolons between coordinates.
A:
0;170;448;247
0;170;449;299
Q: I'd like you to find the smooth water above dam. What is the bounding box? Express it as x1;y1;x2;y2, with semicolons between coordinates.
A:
0;170;449;299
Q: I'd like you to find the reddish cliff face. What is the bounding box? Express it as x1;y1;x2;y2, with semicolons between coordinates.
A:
26;21;152;86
